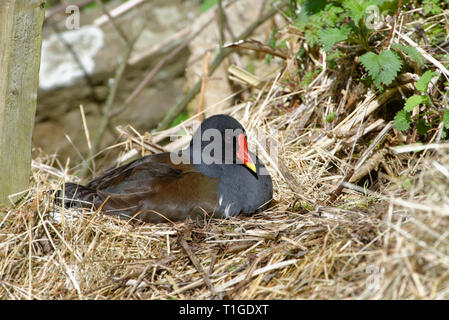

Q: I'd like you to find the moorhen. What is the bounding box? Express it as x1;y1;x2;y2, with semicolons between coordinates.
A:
56;114;273;223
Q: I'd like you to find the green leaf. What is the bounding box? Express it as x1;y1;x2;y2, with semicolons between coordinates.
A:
325;112;336;123
305;29;319;47
416;70;439;92
442;127;448;140
286;0;299;19
377;50;403;86
360;50;402;89
318;27;350;51
443;110;449;129
323;4;344;24
402;46;424;67
394;110;411;131
391;43;423;67
360;52;380;76
298;70;317;88
416;119;430;135
423;0;442;15
342;0;365;25
200;0;217;13
342;0;382;25
246;62;256;75
83;2;99;10
268;28;277;48
401;178;412;190
391;43;406;51
404;95;428;111
302;0;327;16
170;111;190;128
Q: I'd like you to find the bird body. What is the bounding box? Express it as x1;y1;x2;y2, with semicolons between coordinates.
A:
57;115;273;223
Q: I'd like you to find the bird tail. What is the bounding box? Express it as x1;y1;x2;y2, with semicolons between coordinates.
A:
54;183;100;209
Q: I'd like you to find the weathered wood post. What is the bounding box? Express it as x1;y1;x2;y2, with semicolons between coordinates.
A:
0;1;45;205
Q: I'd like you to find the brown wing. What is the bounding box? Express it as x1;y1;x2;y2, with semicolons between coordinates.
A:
86;153;220;223
86;153;182;191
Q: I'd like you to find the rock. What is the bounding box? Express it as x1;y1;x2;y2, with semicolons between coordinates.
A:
39;25;105;90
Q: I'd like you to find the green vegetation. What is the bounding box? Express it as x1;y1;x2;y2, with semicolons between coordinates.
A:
281;0;448;140
359;50;402;89
201;0;218;13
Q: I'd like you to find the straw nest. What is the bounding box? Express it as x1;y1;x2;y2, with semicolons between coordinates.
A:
2;9;449;300
2;94;448;300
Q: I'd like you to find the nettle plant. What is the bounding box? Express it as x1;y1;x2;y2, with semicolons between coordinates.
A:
287;0;448;137
393;70;443;135
292;0;399;60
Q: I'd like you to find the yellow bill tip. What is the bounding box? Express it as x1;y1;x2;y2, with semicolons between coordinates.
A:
245;161;257;173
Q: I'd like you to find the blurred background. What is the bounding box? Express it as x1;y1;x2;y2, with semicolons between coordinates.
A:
35;0;284;170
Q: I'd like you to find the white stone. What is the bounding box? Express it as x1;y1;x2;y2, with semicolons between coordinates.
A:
39;25;104;90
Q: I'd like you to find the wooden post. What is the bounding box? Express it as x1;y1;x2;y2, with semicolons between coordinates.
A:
0;1;45;205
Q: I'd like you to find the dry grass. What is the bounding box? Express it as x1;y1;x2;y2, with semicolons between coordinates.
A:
1;6;449;300
2;89;448;300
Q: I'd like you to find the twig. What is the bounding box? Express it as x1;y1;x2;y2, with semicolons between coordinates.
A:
216;0;230;46
127;263;152;298
198;52;212;122
115;125;165;154
327;169;355;204
383;0;402;50
394;30;449;80
328;122;394;203
109;13;218;119
112;1;238;118
209;250;218;275
95;0;130;45
77;24;146;178
94;0;146;27
156;5;283;131
48;22;95;92
215;259;297;292
128;27;192;66
79;105;95;175
354;121;394;171
228;64;265;89
278;158;313;204
228;254;264;299
349;149;388;183
179;236;216;296
224;39;288;59
303;84;413;159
